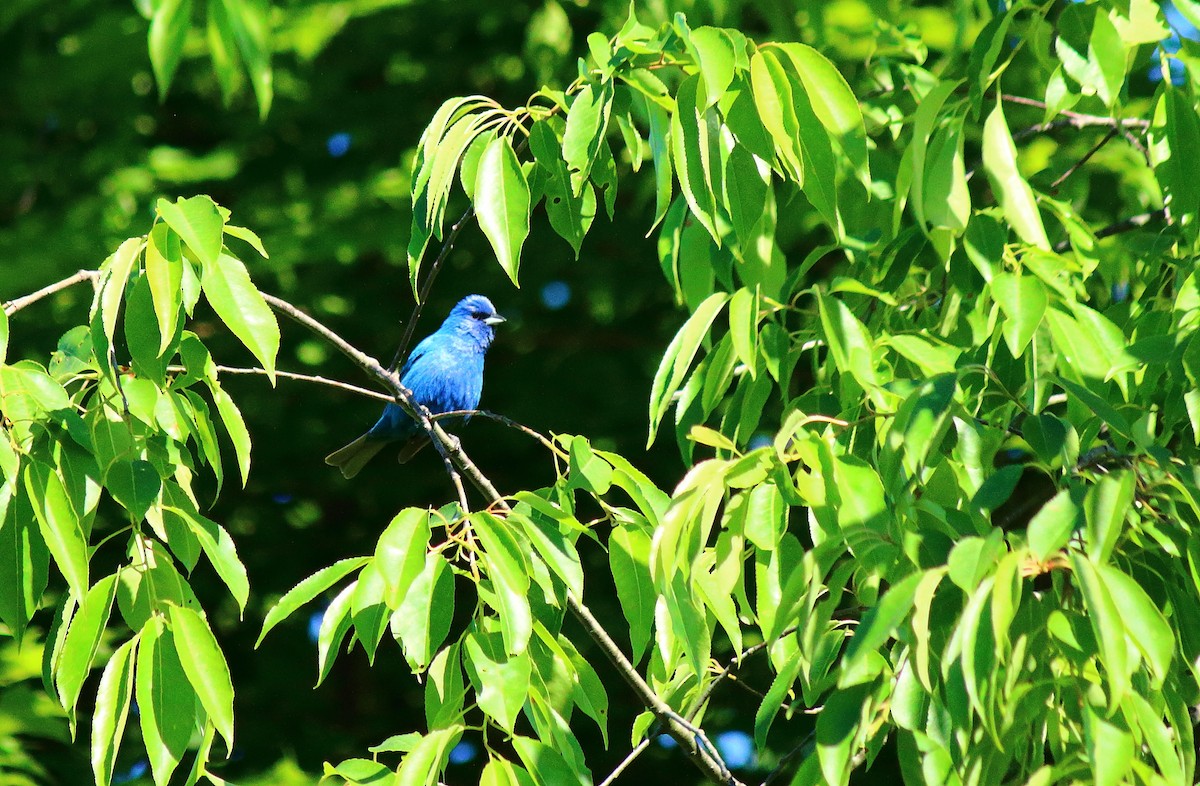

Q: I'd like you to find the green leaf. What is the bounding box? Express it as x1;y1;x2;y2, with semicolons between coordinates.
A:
167;604;235;751
1084;471;1133;564
0;486;49;642
562;81;613;196
316;581;356;686
473;512;532;656
670;74;721;244
392;552;454;672
1027;488;1079;562
982;101;1049;249
212;0;272;118
24;461;88;599
465;632;530;733
145;223;184;356
1071;553;1131;708
514;511;584;598
530;121;596;257
374;508;431;609
750;49;804;182
201;253;280;381
686;27;735;109
645;99;673;230
177;508;249;614
395;726;462;786
156;196;225;268
209;383;251;486
55;573;119;729
351;561;390;664
609;526;653;663
256;556;370;646
816;290;878;390
1096;563;1173;686
728;286;759;377
223;224;269;258
95;238;144;366
137;618;196;786
474;135;531;286
511;735;585;786
647;293;729;445
840;570;922;686
91;635;137;786
0;307;7;364
772;42;869;183
106;459;162;523
148;0;192;100
1083;704;1133;786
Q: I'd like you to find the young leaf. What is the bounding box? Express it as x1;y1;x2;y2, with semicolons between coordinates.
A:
474;135;531;286
156;196;226;268
562;81;613;196
256;556;370;646
91;635;138;786
200;253;280;382
982;101;1050;249
55;573;119;729
647;292;729;445
148;0;192;100
24;461;88;600
145;223;183;356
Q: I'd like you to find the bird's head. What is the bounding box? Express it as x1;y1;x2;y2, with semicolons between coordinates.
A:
445;294;506;348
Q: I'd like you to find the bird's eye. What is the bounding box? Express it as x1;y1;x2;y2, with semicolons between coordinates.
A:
472;311;486;319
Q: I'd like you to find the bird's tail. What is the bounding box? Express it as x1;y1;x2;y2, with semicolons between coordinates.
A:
324;435;388;479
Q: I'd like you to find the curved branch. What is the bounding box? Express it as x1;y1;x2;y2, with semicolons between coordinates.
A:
4;269;98;316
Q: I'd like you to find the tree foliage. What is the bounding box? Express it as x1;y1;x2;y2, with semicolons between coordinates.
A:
4;0;1200;785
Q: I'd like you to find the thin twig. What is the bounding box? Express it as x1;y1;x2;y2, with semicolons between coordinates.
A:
1049;127;1117;192
432;409;564;456
389;207;476;372
759;734;814;786
1052;209;1166;253
998;93;1149;130
3;269;98;316
389;128;540;373
597;738;653;786
166;364;396;403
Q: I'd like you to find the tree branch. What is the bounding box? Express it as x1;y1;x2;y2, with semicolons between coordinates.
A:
1052;209;1166;253
3;269;98;316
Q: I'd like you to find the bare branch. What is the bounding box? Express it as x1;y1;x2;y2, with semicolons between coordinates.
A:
4;269;98;316
1049;127;1117;192
597;738;653;786
1052;209;1166;253
999;93;1149;130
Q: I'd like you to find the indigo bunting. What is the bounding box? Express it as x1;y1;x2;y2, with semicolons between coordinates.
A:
325;294;505;478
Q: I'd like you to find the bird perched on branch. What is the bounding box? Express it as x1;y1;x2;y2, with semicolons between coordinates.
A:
325;294;505;478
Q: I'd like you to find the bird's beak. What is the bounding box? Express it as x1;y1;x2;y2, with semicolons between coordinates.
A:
484;314;506;326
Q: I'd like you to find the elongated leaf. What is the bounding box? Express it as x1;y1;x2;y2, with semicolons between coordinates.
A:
375;509;431;609
671;74;721;244
167;605;235;751
257;556;370;645
474;136;531;286
316;581;356;686
92;635;137;786
686;27;735;109
530;121;596;257
773;42;869;182
24;461;88;599
137;618;195;786
56;573;119;729
609;526;654;663
210;383;251;486
472;512;532;655
145;223;183;355
647;292;729;445
563;81;613;195
982;102;1049;249
201;253;280;381
176;508;249;614
148;0;192;99
465;633;530;734
392;551;455;672
1071;553;1130;708
1096;563;1173;686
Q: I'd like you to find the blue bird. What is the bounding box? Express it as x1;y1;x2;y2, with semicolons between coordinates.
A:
325;294;505;478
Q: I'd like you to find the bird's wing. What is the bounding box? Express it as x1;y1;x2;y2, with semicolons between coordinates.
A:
399;333;437;378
